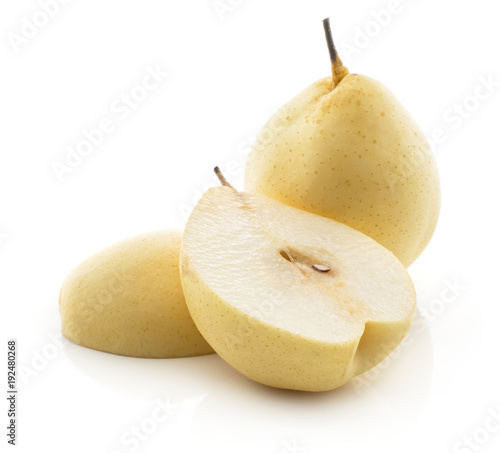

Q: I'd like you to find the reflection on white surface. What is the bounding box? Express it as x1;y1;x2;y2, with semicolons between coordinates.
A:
63;310;433;448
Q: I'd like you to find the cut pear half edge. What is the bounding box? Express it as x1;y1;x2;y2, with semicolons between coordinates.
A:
180;182;416;392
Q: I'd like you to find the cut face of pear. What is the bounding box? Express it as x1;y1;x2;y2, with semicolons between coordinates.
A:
181;187;416;391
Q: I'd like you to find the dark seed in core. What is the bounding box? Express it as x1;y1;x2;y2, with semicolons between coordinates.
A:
312;264;331;273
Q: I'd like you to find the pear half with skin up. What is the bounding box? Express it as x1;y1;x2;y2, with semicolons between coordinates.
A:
245;18;440;267
59;230;214;358
180;169;416;392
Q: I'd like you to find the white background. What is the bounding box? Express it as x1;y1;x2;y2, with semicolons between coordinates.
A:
1;1;500;452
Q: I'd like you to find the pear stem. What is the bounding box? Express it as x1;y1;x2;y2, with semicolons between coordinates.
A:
323;18;339;67
214;166;236;190
322;18;349;87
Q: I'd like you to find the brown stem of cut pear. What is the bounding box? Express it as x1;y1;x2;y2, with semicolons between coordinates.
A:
214;166;236;190
322;18;349;87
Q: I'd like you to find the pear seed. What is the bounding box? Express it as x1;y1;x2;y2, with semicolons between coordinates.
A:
312;264;330;273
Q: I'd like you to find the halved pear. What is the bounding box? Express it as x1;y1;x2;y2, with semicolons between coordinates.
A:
180;177;416;391
59;230;213;358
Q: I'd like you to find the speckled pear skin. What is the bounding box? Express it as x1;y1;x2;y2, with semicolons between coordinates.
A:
245;74;440;267
180;187;416;392
59;230;214;358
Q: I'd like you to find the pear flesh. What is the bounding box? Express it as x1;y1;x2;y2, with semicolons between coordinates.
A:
59;230;214;358
245;74;440;267
181;187;416;391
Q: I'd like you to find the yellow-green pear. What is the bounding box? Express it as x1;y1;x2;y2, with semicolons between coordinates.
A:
245;18;440;267
59;230;213;358
180;169;416;392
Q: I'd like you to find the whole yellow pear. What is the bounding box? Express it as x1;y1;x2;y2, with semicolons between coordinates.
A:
245;19;440;267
